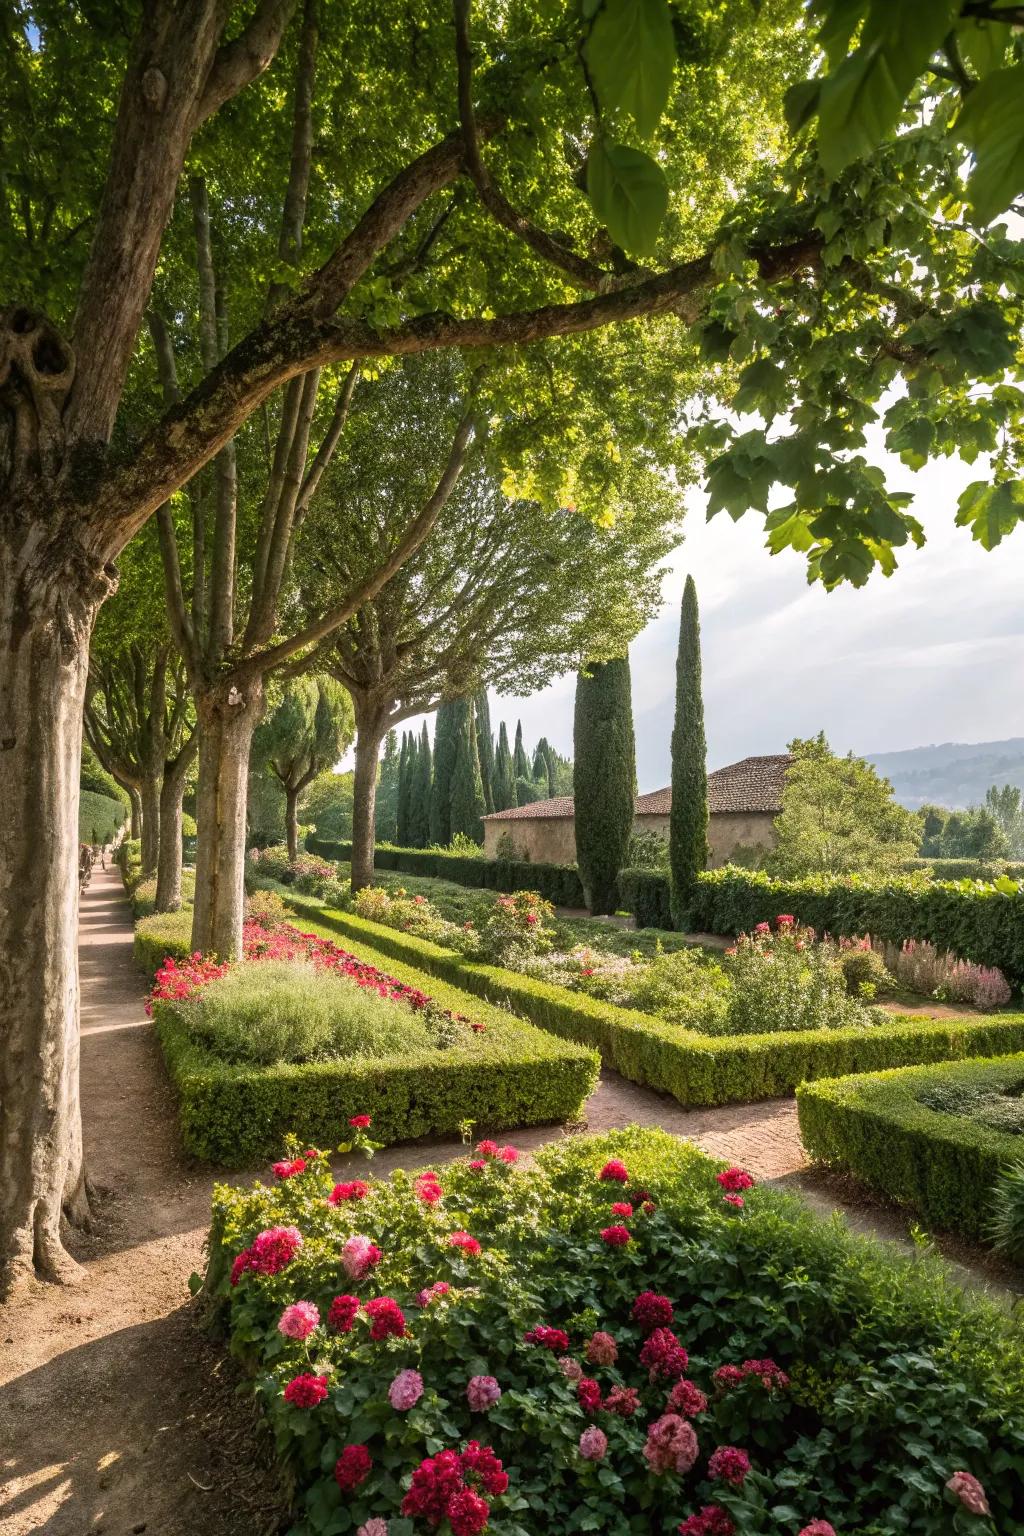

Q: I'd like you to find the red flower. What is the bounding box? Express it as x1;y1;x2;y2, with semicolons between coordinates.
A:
523;1325;569;1351
611;1201;633;1218
604;1385;640;1417
708;1446;751;1487
600;1224;630;1246
598;1159;629;1183
461;1441;509;1496
327;1294;360;1333
475;1139;499;1158
247;1225;303;1276
363;1296;406;1340
284;1373;328;1408
715;1167;754;1193
577;1377;602;1415
722;1194;745;1210
416;1172;443;1204
498;1145;519;1163
668;1379;709;1417
468;1159;487;1171
678;1507;735;1536
334;1443;372;1492
641;1199;657;1215
449;1230;481;1256
640;1328;689;1382
776;914;795;926
632;1291;674;1332
272;1156;307;1179
349;1114;372;1129
230;1250;251;1287
328;1179;369;1203
448;1488;490;1536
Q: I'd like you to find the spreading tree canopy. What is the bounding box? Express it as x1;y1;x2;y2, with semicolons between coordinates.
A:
252;676;353;859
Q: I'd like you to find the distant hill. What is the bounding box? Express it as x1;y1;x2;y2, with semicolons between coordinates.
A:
866;739;1024;810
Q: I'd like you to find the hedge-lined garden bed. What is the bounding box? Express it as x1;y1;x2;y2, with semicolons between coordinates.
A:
150;918;598;1163
209;1125;1024;1536
307;834;586;907
797;1054;1024;1241
282;896;1024;1107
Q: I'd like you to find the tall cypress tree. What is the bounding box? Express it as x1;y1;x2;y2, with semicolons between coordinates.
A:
573;656;636;915
475;688;495;812
450;701;486;841
669;575;709;926
513;719;530;780
533;737;557;798
429;699;459;845
396;731;412;845
375;728;401;842
411;722;432;847
492;721;517;811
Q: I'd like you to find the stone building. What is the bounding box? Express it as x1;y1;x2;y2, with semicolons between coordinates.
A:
481;754;791;868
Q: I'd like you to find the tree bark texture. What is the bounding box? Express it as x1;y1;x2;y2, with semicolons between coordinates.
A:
154;734;197;913
129;785;142;841
285;785;300;862
140;772;161;876
350;700;387;892
190;679;264;957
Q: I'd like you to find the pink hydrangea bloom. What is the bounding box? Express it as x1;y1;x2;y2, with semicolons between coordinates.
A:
416;1280;451;1306
586;1331;618;1366
475;1139;499;1158
466;1375;502;1412
357;1521;389;1536
468;1159;487;1171
722;1194;745;1210
716;1167;754;1192
558;1356;584;1381
449;1230;481;1256
388;1369;424;1411
678;1507;735;1536
708;1446;751;1487
604;1385;640;1418
946;1471;990;1516
578;1426;608;1461
415;1173;443;1204
364;1296;406;1340
342;1233;382;1280
798;1523;836;1536
328;1294;360;1333
643;1414;699;1475
248;1225;303;1276
668;1379;709;1418
278;1301;319;1340
273;1156;307;1179
498;1145;519;1163
284;1373;329;1409
600;1224;630;1246
329;1179;369;1203
610;1201;633;1218
632;1291;674;1332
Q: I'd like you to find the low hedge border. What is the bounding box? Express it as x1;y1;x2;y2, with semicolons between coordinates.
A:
134;908;193;977
796;1054;1024;1240
151;931;598;1165
307;834;586;908
280;894;1024;1107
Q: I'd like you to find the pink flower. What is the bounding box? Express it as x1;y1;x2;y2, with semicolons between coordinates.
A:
611;1202;633;1218
668;1379;709;1417
284;1372;328;1408
341;1233;382;1280
468;1159;487;1171
716;1167;754;1192
643;1414;699;1475
578;1426;608;1461
604;1385;640;1417
475;1139;499;1158
722;1194;745;1210
946;1471;991;1517
415;1172;443;1204
640;1328;689;1382
754;921;771;934
586;1331;618;1366
708;1446;751;1487
798;1524;836;1536
449;1230;481;1256
272;1156;307;1179
632;1291;674;1332
357;1521;389;1536
329;1179;369;1203
278;1301;319;1341
598;1159;629;1183
498;1145;519;1163
600;1224;630;1246
641;1200;657;1215
247;1225;303;1276
558;1356;584;1381
776;914;795;926
678;1508;735;1536
577;1378;602;1414
466;1375;502;1412
524;1324;570;1351
364;1296;406;1340
335;1443;372;1492
328;1294;360;1333
349;1114;372;1129
388;1368;424;1411
739;1358;790;1390
416;1280;451;1306
448;1489;490;1536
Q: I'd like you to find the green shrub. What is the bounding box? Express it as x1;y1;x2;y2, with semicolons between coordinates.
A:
988;1158;1024;1261
244;888;289;929
797;1054;1024;1239
175;959;435;1066
306;833;587;908
616;866;672;928
79;789;127;847
722;923;879;1037
130;867;196;919
207;1126;1024;1535
284;896;1024;1108
838;941;893;996
621;946;730;1030
904;856;1024;881
134;908;192;977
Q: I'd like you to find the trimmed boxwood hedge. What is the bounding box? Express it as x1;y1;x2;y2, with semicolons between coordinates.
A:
307;833;587;908
797;1054;1024;1240
152;933;598;1164
681;866;1024;984
281;894;1024;1108
617;867;672;928
134;908;193;977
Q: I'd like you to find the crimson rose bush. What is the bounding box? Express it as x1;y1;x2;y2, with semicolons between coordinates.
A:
207;1128;1022;1535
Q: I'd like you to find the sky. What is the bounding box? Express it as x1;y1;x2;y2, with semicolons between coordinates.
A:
448;429;1024;793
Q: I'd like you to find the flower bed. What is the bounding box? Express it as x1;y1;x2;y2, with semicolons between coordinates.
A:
151;920;598;1163
208;1126;1024;1535
282;897;1024;1108
797;1053;1024;1241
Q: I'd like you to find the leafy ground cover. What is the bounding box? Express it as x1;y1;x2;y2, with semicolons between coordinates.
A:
208;1126;1024;1536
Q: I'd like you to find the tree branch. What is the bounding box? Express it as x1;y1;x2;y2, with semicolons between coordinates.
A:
199;0;299;125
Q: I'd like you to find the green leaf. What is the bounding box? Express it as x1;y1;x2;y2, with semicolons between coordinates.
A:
585;0;676;138
956;17;1011;80
816;0;961;177
587;141;668;255
784;77;821;135
956;65;1024;224
812;0;868;69
955;477;1024;549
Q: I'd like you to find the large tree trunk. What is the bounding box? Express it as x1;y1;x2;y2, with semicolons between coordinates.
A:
155;761;186;913
140;771;161;877
129;784;142;841
350;703;386;892
191;679;264;957
285;783;300;862
0;565;104;1291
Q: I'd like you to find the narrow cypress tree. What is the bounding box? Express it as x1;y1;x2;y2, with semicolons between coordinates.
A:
450;701;486;841
410;722;432;847
429;699;459;845
492;721;517;811
573;656;636;915
669;575;709;926
513;719;530;780
395;732;410;845
533;737;557;798
475;688;495;812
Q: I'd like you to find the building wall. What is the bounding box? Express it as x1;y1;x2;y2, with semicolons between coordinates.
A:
706;811;777;868
482;817;578;865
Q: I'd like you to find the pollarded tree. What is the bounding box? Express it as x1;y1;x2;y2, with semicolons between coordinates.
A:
574;657;637;915
449;701;486;842
252;676;353;860
4;0;1023;1292
669;575;709;926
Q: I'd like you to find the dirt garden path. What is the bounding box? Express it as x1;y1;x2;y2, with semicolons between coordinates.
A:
0;868;1016;1536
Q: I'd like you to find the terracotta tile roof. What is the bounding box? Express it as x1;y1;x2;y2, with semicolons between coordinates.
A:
482;756;792;822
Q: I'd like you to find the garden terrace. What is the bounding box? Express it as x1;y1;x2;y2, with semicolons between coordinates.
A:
209;1126;1024;1536
149;918;598;1162
797;1054;1024;1243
